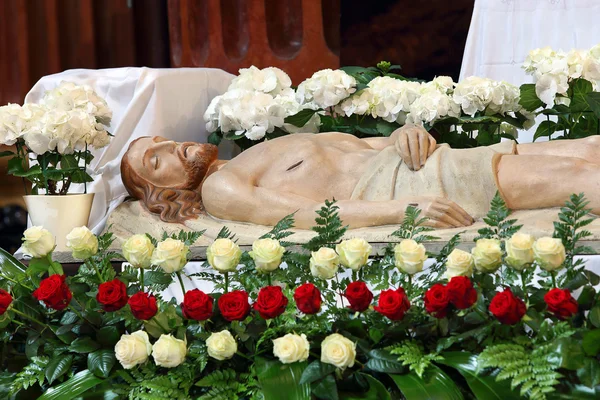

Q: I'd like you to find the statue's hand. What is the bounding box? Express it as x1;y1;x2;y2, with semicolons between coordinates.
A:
394;125;437;171
412;197;474;228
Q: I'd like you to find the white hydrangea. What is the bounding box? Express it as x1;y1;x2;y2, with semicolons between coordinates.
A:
0;103;45;146
42;81;112;126
335;88;378;118
421;76;455;95
276;91;321;134
296;69;356;109
367;77;422;122
453;77;520;116
406;90;460;125
583;44;600;86
228;66;292;97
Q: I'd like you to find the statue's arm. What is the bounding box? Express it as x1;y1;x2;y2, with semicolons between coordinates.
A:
202;171;472;229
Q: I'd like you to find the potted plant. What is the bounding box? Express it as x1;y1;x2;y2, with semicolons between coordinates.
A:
0;81;112;250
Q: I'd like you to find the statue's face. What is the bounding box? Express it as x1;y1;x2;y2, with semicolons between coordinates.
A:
125;137;218;189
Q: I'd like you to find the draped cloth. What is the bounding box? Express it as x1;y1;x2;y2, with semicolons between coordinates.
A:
350;141;516;219
24;67;235;235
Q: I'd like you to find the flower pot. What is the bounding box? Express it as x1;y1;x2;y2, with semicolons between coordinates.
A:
24;193;95;252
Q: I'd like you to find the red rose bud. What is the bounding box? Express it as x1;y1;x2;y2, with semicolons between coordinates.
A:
33;274;72;311
544;288;578;319
489;289;526;325
182;289;214;321
97;279;129;312
344;281;373;312
253;286;289;319
446;276;477;309
293;283;321;314
0;289;13;315
424;284;450;318
374;288;410;321
218;290;250;321
128;292;158;320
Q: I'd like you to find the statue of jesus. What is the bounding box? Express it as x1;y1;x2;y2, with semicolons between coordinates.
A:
120;125;600;229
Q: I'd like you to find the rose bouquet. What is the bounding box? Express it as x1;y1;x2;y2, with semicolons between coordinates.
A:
520;44;600;141
0;81;112;195
0;193;599;399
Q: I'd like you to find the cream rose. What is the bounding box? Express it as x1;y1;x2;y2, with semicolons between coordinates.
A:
66;226;98;260
309;247;340;280
533;237;566;272
152;334;187;368
249;238;285;273
394;239;427;275
115;330;152;369
151;238;189;273
471;239;503;273
273;333;309;364
320;333;356;369
505;233;535;271
22;226;55;258
206;330;237;360
336;238;372;271
445;248;474;279
122;234;155;269
206;238;242;273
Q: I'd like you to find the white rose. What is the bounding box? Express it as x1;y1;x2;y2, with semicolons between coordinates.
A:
249;238;285;273
152;334;187;368
336;238;371;271
309;247;340;280
114;331;152;369
445;248;474;279
206;330;238;361
66;226;98;259
320;333;356;369
471;239;503;273
273;333;309;364
151;238;189;273
206;238;242;273
21;226;55;258
394;239;427;275
122;234;155;269
505;233;535;271
533;237;566;272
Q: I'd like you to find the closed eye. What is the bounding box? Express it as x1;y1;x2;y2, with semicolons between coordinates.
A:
153;156;159;169
286;160;303;171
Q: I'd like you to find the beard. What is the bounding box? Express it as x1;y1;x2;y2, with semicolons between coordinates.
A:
176;143;218;191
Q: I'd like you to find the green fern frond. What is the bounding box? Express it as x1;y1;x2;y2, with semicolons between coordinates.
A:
195;369;238;387
476;192;522;240
196;386;239;400
391;206;439;243
303;199;348;251
389;341;443;378
260;212;296;246
217;226;236;240
10;356;49;394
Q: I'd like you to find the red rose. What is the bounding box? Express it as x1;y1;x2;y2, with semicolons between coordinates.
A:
424;284;449;318
218;290;250;321
0;289;12;315
489;289;526;325
344;281;373;312
182;289;214;321
33;274;72;311
293;283;321;314
374;288;410;320
446;276;477;309
254;286;288;319
544;288;578;319
128;292;158;320
97;279;129;312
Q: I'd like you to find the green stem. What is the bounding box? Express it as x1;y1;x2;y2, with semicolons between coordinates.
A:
236;351;252;361
152;316;171;333
10;307;48;328
335;273;345;308
406;274;413;296
139;269;145;290
473;307;488;321
267;273;272;286
224;272;229;293
0;274;33;291
520;271;529;304
176;272;187;297
88;259;103;282
69;305;98;332
551;272;557;288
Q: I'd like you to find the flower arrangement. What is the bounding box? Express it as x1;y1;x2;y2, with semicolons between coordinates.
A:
520;44;600;141
0;193;598;399
205;62;534;150
0;81;112;195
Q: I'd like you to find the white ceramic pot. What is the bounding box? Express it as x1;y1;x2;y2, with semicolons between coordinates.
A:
24;193;95;252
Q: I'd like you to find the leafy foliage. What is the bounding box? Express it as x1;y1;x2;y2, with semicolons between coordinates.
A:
260;212;296;247
161;230;205;246
389;341;443;378
10;356;49;393
391;205;438;243
303;199;347;251
554;193;595;258
476;192;522;240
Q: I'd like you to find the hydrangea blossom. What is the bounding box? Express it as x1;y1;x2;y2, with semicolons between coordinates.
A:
296;69;357;109
0;103;45;146
406;90;460;125
228;66;292;97
42;81;112;126
453;77;520;116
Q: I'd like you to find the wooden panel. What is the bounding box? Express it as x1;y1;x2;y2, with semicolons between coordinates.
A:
168;0;340;84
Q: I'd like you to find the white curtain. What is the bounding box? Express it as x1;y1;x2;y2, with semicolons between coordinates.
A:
24;67;235;236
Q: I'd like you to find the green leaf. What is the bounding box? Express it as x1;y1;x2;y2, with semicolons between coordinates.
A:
299;360;336;385
207;131;222;146
519;84;544;112
285;109;318;127
577;358;600;388
37;370;104;400
588;305;600;328
96;326;120;347
45;354;73;384
533;120;557;141
255;358;311;400
550;337;585;370
87;350;116;378
585;92;600;119
365;349;406;373
388;365;463;400
339;373;391;400
438;351;519;400
312;374;338;400
69;337;100;354
547;385;600;399
570;78;594;112
0;150;14;157
0;247;28;280
583;330;600;356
